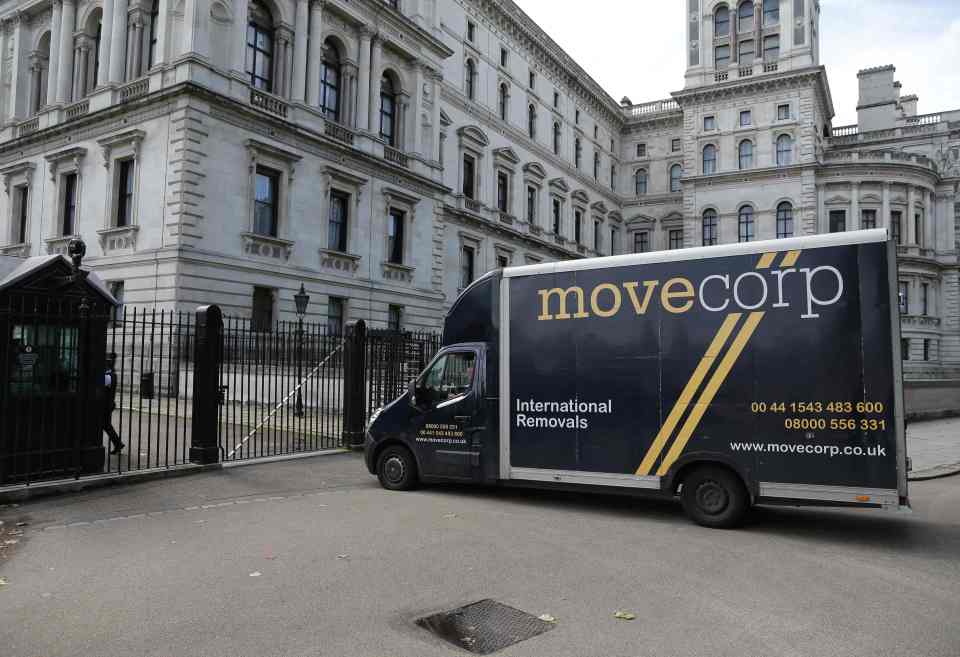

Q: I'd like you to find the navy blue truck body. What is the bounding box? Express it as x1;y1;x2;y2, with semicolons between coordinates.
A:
364;230;909;523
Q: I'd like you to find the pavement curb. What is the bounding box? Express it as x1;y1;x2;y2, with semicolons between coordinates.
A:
0;463;224;505
909;462;960;481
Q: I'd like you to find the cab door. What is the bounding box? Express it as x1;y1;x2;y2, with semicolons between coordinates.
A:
409;347;486;481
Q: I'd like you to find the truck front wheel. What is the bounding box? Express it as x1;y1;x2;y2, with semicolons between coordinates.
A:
376;445;418;491
680;466;749;528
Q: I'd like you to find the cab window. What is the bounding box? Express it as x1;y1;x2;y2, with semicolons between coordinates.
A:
420;351;476;404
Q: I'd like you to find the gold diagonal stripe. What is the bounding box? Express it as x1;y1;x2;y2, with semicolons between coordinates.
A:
635;313;742;476
755;252;778;269
781;250;802;267
655;311;765;477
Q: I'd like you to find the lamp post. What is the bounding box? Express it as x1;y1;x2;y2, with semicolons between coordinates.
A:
294;283;310;417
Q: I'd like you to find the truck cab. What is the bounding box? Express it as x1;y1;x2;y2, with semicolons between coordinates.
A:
364;273;500;489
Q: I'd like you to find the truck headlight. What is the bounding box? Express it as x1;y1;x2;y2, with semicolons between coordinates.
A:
367;406;384;429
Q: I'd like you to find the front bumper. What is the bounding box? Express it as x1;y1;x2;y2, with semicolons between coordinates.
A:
363;431;377;474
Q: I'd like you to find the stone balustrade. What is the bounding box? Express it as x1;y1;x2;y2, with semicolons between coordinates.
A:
625;98;680;119
250;89;289;119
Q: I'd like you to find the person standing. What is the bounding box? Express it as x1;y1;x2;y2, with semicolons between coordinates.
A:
104;352;124;454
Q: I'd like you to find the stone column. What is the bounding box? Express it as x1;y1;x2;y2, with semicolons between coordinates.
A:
285;35;293;99
429;72;440;161
47;1;62;105
925;189;935;250
356;29;372;131
882;182;891;230
396;92;409;150
232;0;250;75
152;0;170;67
850;181;860;230
76;39;90;98
816;184;826;234
97;0;114;85
291;0;309;102
412;63;424;155
367;36;381;133
907;186;916;244
5;14;23;120
306;0;324;106
341;62;357;126
130;15;145;79
109;0;128;82
28;54;42;114
273;31;287;96
56;0;76;104
182;0;209;61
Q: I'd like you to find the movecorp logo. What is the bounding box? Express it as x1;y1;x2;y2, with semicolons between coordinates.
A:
536;250;845;322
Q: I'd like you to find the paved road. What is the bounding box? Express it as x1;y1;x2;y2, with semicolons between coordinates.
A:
1;453;958;657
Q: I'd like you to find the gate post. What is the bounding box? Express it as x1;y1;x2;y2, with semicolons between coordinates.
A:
190;305;223;465
341;319;367;450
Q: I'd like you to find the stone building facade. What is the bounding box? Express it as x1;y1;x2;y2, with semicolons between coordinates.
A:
0;0;957;379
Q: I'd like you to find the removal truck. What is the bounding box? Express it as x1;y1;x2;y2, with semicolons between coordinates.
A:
364;229;909;527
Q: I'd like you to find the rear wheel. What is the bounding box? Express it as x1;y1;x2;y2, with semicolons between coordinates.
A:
680;466;749;528
376;445;418;491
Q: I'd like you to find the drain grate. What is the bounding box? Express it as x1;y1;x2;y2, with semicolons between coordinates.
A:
416;599;556;654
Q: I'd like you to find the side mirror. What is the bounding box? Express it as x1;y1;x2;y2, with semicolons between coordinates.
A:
407;380;417;407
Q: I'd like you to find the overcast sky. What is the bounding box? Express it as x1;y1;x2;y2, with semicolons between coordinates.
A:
514;0;960;126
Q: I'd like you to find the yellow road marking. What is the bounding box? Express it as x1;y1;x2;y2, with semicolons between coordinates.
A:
755;252;778;269
635;313;742;476
655;311;765;477
780;250;802;267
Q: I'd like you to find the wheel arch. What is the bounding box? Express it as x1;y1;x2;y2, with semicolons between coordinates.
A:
371;437;421;476
663;451;756;502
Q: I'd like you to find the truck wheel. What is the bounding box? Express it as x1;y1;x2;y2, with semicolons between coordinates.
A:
377;445;418;491
680;466;749;528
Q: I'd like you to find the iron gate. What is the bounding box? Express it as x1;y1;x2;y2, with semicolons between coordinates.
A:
216;316;346;461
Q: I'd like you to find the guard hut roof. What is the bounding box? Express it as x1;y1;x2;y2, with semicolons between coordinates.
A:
0;254;117;306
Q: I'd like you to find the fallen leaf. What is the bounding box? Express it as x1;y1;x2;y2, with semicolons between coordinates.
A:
443;513;458;519
613;611;636;621
0;576;7;588
538;614;557;623
249;571;262;577
336;554;349;560
15;522;27;527
3;540;18;545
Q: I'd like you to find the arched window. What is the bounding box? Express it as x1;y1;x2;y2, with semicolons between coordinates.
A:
552;122;561;154
247;1;274;92
776;134;793;166
738;139;753;169
703;144;717;174
465;59;476;100
320;40;341;120
635;169;648;195
670;164;682;192
738;206;755;242
528;104;536;139
148;0;159;69
702;209;718;246
715;5;730;37
379;74;396;146
499;83;509;121
575;137;582;168
776;202;793;238
738;1;754;32
763;0;779;25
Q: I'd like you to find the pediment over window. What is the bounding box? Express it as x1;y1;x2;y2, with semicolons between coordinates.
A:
591;201;608;215
825;195;848;205
439;109;453;127
608;211;623;224
571;189;589;204
548;177;569;193
0;162;35;194
522;161;546;180
492;147;520;165
627;214;657;227
456;124;489;149
861;193;882;203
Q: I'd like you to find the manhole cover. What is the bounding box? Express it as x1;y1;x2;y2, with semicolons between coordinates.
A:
416;599;556;654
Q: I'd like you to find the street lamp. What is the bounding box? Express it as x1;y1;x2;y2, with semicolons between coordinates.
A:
294;283;310;417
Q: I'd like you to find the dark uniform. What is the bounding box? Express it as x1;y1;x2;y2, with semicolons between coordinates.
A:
104;354;123;454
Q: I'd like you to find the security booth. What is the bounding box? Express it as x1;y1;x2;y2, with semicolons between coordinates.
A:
0;240;117;485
